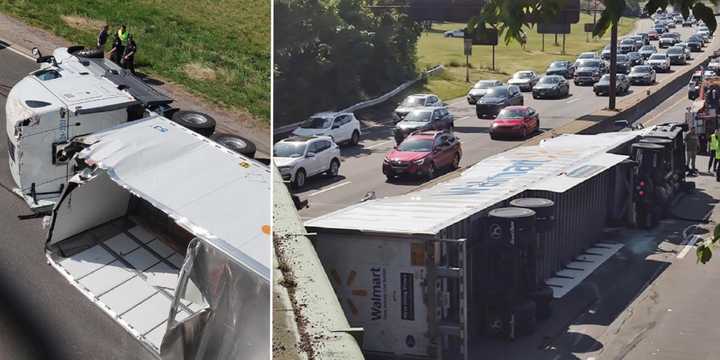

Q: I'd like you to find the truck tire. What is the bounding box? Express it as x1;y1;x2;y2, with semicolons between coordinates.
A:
529;286;554;320
171;111;216;137
68;46;104;59
210;133;256;158
512;300;537;337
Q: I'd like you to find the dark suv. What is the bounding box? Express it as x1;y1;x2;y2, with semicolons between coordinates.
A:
393;106;454;144
574;59;606;85
475;85;524;119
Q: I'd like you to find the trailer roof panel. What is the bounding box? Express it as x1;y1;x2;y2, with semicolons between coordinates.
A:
305;131;641;235
78;116;271;279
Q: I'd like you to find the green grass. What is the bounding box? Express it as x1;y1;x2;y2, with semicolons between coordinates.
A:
417;14;637;100
0;0;270;122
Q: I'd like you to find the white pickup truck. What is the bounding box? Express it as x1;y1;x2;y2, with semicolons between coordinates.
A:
44;115;270;359
5;47;252;211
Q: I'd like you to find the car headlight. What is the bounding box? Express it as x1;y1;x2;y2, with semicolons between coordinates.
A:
277;166;293;173
414;158;426;165
383;158;391;164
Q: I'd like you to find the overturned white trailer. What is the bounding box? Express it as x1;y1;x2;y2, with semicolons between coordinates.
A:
305;130;649;359
44;116;270;359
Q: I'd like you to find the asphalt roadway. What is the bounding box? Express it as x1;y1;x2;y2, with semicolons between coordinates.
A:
295;19;719;220
0;44;154;359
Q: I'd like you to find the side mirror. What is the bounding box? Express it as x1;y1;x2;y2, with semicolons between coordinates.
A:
32;47;41;59
306;152;316;158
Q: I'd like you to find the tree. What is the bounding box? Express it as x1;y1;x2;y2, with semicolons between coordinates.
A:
696;224;720;264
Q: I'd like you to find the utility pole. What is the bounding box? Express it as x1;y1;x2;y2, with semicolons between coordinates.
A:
609;20;618;110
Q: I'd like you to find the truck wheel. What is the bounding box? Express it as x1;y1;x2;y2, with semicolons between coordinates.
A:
512;300;537;337
210;133;256;158
68;46;104;59
172;111;216;137
529;286;554;320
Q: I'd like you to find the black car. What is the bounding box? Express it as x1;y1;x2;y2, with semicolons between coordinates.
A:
687;36;704;52
594;74;631;96
638;45;657;59
628;65;657;85
545;60;575;78
666;46;687;65
532;75;570;99
574;59;606;85
475;85;524;119
627;51;643;66
615;54;632;74
393;107;454;144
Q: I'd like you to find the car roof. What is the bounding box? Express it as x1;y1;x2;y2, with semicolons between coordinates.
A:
405;131;439;140
280;135;331;143
311;111;352;118
501;105;528;111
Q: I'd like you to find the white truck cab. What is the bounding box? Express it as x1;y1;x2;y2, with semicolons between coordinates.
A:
5;47;174;211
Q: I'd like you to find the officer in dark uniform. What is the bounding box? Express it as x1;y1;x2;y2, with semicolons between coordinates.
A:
108;35;123;65
122;35;137;74
97;24;109;49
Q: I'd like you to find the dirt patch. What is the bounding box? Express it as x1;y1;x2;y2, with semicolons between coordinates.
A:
60;15;105;32
183;62;217;81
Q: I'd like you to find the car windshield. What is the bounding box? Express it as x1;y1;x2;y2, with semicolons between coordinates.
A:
579;53;594;59
473;81;496;89
549;62;566;69
300;117;331;129
691;75;702;82
514;72;533;79
497;108;527;118
621;39;634;44
600;74;611;81
632;66;651;73
617;55;628;61
579;60;601;67
403;110;432;122
274;142;307;158
668;48;683;54
485;87;509;97
401;96;425;107
649;54;666;60
397;138;433;152
539;76;561;84
641;46;655;51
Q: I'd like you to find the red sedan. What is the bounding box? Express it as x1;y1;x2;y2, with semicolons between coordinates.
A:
647;30;659;40
383;130;462;181
489;106;540;140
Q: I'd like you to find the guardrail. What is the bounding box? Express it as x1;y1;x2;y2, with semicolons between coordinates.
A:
273;65;444;136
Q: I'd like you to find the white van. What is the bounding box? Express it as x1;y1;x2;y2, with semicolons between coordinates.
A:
44;115;269;359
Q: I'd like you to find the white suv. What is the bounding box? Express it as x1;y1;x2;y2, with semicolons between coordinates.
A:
292;112;361;145
274;136;341;188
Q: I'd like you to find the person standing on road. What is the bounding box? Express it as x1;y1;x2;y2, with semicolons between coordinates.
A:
97;24;109;49
686;127;699;175
108;34;122;65
708;129;718;173
121;35;137;75
115;24;128;61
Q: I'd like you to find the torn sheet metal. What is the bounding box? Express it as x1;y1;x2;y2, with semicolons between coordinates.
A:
77;115;271;279
306;131;645;235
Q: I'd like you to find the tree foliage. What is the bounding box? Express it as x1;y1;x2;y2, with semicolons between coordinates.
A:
274;0;422;126
696;224;720;264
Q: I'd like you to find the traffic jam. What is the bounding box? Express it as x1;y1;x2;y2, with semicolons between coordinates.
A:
275;11;713;190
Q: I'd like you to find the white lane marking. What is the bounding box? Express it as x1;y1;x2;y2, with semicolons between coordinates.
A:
678;224;701;259
362;119;395;130
643;94;689;126
0;42;34;61
677;236;699;259
365;140;394;150
565;98;581;104
308;181;351;197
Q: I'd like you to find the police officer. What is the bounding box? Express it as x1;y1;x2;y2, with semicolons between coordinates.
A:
97;24;109;49
121;35;137;74
686;127;699;175
107;34;123;65
709;129;719;173
116;24;128;59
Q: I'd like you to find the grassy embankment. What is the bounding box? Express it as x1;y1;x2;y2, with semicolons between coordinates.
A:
417;14;637;100
0;0;270;122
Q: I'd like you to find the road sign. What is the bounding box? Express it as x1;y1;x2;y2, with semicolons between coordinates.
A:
464;38;472;55
537;23;571;34
406;0;484;22
469;28;498;46
584;23;595;33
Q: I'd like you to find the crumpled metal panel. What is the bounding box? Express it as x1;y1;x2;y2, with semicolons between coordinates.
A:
161;239;269;360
